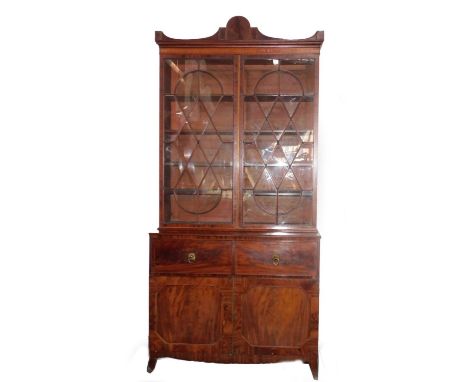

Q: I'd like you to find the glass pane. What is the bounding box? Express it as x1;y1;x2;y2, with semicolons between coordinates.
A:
243;190;276;224
167;191;233;224
163;58;234;223
242;58;315;225
244;58;315;96
278;194;313;225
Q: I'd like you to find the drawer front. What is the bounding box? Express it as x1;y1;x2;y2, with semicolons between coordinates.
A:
235;240;318;277
152;238;233;275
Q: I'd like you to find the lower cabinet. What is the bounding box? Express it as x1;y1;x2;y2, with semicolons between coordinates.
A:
149;275;318;363
148;235;319;376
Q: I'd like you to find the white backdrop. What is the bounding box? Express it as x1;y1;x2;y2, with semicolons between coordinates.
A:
1;1;468;381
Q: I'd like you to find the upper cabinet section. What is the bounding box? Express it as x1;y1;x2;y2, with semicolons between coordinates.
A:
156;17;323;230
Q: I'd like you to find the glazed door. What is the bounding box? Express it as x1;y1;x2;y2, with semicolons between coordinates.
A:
162;57;235;224
149;275;233;361
233;277;318;362
242;57;316;225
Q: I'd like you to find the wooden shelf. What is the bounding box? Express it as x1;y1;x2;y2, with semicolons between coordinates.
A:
165;189;311;197
243;163;312;167
243;190;313;197
165;131;233;136
165;162;233;167
164;94;233;101
243;130;311;136
243;95;314;102
165;188;231;195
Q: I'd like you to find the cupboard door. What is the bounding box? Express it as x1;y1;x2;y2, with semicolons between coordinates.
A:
233;277;318;363
149;275;233;361
162;57;234;224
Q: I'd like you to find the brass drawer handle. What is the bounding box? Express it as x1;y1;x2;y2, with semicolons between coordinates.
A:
187;252;196;263
272;254;280;266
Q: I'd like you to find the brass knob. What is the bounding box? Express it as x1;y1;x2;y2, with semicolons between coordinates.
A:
272;254;280;266
187;252;196;263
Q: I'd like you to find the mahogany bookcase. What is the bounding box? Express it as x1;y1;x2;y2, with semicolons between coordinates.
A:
149;16;324;379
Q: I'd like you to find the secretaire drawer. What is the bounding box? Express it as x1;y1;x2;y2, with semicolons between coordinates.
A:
151;238;233;275
235;240;318;277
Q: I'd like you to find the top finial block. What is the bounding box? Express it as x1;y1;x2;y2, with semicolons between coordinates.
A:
225;16;253;40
